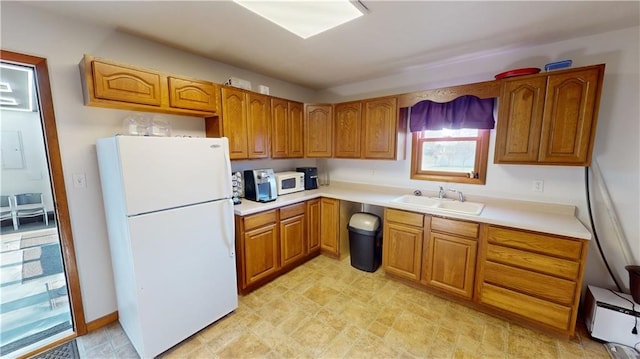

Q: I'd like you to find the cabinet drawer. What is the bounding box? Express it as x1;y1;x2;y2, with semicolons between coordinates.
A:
385;208;423;227
479;283;572;331
483;261;576;305
431;217;479;239
488;227;583;260
243;210;277;231
280;202;305;220
486;243;580;280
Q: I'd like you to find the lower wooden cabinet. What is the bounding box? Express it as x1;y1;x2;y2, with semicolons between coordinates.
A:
379;208;587;338
475;226;588;336
279;203;306;267
422;217;479;299
236;210;279;289
235;200;319;293
306;199;321;253
319;197;340;256
382;209;425;282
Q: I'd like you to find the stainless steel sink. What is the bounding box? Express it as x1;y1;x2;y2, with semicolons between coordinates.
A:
391;195;485;215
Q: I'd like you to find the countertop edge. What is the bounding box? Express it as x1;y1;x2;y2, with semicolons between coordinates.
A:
232;183;592;240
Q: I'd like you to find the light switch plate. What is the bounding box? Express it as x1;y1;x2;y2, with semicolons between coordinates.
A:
532;179;544;192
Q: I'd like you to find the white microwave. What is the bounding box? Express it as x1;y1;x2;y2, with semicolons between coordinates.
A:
275;171;305;195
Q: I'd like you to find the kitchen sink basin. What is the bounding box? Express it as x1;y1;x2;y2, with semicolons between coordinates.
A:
391;195;485;215
391;195;442;207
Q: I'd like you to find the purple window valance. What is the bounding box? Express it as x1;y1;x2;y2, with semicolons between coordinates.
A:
409;95;495;132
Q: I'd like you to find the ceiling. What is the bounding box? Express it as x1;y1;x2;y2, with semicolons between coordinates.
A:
21;1;640;90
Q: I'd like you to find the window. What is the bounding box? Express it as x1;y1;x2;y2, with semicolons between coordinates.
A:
411;128;489;184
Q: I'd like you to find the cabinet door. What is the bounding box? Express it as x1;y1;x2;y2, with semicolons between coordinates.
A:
305;105;333;158
168;77;217;112
288;102;305;158
243;223;279;287
362;97;398;159
221;87;248;160
494;76;546;163
423;232;477;299
539;67;601;165
306;199;321;253
334;101;362;158
92;60;162;106
382;222;423;281
319;197;339;256
247;93;271;159
280;214;306;267
271;98;289;158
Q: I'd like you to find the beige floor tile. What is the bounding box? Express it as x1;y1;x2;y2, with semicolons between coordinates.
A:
302;282;341;306
161;335;205;358
347;332;401;358
314;307;349;332
215;332;271;358
507;332;558;359
73;255;611;359
318;325;365;359
290;318;341;356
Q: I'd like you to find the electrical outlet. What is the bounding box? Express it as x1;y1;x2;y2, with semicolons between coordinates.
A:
532;179;544;192
73;173;87;189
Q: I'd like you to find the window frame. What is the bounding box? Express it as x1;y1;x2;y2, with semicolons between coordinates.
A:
410;129;490;185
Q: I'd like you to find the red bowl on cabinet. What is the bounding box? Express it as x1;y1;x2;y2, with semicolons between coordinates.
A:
494;67;541;80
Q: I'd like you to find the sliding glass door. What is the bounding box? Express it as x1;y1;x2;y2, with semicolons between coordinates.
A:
0;51;85;357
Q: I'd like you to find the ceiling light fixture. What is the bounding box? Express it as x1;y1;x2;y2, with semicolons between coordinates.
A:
233;0;367;39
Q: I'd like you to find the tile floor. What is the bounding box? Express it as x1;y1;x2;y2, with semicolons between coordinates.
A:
0;225;72;357
76;255;610;359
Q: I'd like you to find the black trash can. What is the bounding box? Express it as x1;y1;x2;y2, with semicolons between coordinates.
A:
348;212;382;272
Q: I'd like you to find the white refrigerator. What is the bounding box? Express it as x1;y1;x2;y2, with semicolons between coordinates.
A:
96;136;238;358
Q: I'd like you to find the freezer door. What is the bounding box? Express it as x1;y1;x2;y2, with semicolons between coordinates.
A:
116;136;232;215
126;200;237;358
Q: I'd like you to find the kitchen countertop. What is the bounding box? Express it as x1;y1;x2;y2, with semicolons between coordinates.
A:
233;181;592;240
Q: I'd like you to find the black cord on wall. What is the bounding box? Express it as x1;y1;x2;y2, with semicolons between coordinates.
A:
585;166;623;292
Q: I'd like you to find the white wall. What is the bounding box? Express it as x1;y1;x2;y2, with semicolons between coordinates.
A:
1;2;317;322
1;2;637;322
0;110;55;210
318;26;640;292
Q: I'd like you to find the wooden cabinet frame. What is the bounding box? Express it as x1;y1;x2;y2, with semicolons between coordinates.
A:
80;55;219;117
494;64;604;166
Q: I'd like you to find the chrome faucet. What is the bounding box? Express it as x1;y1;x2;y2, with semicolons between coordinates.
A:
413;189;422;196
439;186;465;202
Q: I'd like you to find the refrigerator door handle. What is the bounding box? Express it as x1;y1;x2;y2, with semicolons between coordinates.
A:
222;200;235;258
222;145;233;197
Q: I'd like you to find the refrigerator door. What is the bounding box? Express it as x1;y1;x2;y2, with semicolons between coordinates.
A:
125;200;237;358
115;136;232;216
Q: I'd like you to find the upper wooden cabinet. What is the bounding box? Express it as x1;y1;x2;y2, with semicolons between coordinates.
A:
80;55;219;117
334;96;402;160
305;104;333;158
246;92;271;159
217;86;270;160
494;64;604;166
363;96;399;159
334;101;362;158
271;98;304;158
168;76;217;112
